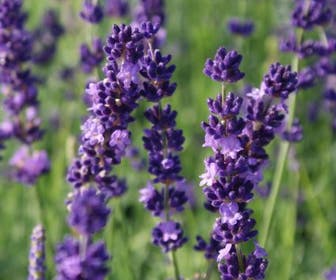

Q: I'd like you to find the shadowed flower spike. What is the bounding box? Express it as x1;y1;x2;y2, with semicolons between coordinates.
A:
227;18;255;37
204;47;245;83
28;225;46;280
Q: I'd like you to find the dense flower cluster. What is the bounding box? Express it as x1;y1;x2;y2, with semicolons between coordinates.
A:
0;0;49;184
32;9;64;65
197;46;298;279
227;18;255;37
28;225;46;280
139;24;188;254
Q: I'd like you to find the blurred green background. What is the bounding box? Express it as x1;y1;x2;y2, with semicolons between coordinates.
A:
0;0;336;279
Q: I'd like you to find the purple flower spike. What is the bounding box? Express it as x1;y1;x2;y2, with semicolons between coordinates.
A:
80;0;104;24
227;18;255;37
68;188;110;236
28;225;46;280
262;62;298;99
204;47;245;83
152;221;187;252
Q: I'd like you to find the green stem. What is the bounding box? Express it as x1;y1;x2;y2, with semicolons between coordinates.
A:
204;260;215;280
260;29;303;247
171;250;180;280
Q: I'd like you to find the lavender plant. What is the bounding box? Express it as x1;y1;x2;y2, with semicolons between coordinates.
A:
196;46;298;279
0;0;50;184
56;23;146;279
139;23;188;279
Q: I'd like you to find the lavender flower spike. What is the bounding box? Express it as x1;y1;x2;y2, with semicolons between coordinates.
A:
197;46;280;279
28;225;46;280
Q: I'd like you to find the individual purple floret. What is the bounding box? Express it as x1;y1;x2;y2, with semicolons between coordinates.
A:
68;188;110;236
262;62;298;99
55;237;109;280
104;0;129;18
9;146;50;185
80;0;104;24
203;47;245;83
292;0;332;30
28;225;46;280
152;221;187;253
227;18;255;37
325;265;336;280
80;38;104;74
